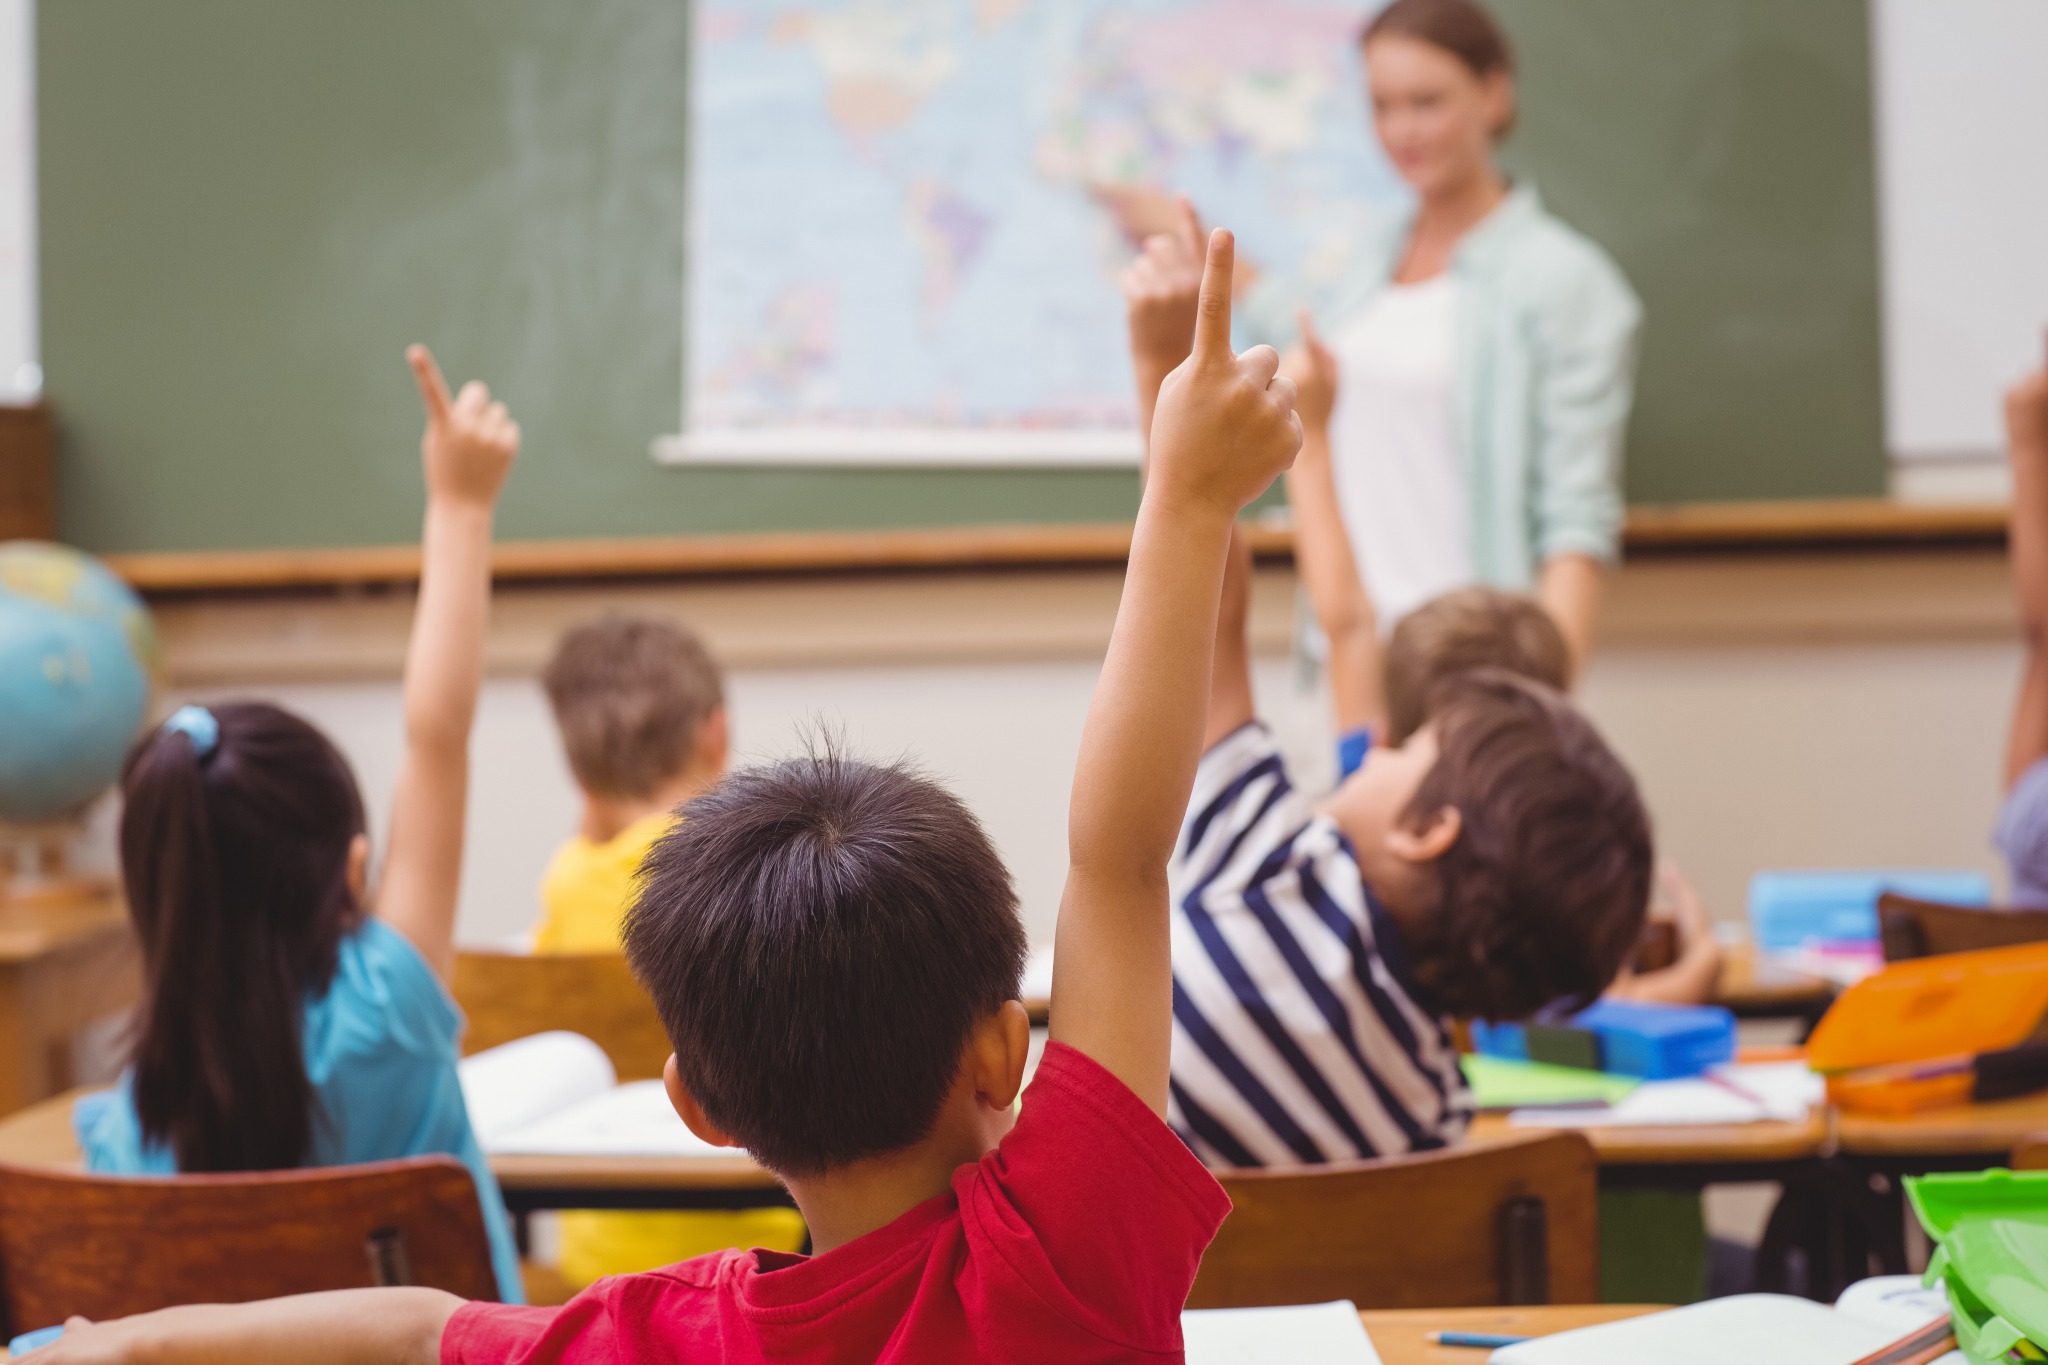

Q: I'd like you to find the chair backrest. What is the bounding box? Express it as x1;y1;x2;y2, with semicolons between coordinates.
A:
2013;1134;2048;1171
1878;893;2048;963
0;1156;499;1332
452;950;673;1080
1186;1130;1599;1310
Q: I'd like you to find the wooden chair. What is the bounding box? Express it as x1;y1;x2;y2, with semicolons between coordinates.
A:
1186;1130;1600;1310
451;950;672;1080
1877;893;2048;963
2013;1134;2048;1170
0;1156;499;1332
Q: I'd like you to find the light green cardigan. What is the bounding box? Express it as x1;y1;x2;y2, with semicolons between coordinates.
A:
1244;184;1642;588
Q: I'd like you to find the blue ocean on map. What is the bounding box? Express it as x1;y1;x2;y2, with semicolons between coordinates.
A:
684;0;1408;456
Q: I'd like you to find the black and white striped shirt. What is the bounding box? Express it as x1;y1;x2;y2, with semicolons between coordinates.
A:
1167;724;1472;1169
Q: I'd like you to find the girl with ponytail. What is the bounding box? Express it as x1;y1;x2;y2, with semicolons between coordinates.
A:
74;346;526;1302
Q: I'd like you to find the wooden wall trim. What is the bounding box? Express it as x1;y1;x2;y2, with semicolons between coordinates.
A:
100;498;2011;597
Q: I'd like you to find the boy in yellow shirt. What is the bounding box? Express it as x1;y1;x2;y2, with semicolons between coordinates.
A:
534;615;806;1282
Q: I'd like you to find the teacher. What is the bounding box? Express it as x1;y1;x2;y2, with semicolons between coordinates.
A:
1259;0;1642;671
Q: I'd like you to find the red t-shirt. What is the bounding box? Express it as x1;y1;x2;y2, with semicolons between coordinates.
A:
443;1043;1231;1364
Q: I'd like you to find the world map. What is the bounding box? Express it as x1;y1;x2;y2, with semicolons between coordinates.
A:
675;0;1406;464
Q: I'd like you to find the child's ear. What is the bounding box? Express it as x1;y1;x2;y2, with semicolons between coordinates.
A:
663;1055;741;1149
970;1000;1032;1113
1386;806;1461;865
345;834;371;903
699;706;731;776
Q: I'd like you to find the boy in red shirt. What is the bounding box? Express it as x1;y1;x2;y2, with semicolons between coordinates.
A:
36;230;1302;1365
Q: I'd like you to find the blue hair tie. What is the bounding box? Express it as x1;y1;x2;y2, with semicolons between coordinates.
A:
162;705;220;757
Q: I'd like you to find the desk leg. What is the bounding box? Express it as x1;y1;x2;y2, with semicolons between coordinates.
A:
0;967;27;1115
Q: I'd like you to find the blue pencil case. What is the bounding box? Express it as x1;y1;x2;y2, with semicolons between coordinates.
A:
1749;869;1992;952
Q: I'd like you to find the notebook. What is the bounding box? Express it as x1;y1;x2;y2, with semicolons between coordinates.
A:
1181;1302;1381;1364
1508;1061;1821;1129
459;1031;731;1158
1489;1294;1938;1365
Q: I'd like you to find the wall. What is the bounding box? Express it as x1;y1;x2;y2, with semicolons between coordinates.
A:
0;0;31;396
106;550;2023;950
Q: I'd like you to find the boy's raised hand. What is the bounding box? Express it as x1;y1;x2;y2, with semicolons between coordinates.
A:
1280;307;1340;434
1117;195;1207;377
1145;229;1302;516
409;344;518;508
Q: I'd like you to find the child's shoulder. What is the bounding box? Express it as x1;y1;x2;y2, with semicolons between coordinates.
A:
303;917;461;1059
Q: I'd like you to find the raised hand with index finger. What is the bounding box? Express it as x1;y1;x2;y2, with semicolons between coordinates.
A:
407;344;518;510
1145;229;1302;518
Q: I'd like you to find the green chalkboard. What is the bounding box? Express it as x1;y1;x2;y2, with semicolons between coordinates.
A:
41;0;1882;556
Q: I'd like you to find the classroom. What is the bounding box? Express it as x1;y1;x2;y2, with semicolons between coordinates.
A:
0;0;2044;1360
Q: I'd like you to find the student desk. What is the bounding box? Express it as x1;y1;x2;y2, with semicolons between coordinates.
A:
1715;941;1836;1023
1466;1105;1830;1188
490;1152;792;1216
0;891;140;1116
1358;1304;1662;1365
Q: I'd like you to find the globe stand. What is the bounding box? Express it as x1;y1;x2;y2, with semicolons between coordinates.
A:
0;821;115;907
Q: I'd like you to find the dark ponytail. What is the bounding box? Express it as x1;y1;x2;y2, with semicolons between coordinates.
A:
119;702;366;1172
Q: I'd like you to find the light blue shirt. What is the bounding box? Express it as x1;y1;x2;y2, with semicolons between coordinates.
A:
1244;183;1642;589
74;917;523;1303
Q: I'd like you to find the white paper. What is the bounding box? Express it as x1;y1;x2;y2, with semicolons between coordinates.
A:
1489;1295;1902;1365
1182;1301;1381;1365
1834;1274;1950;1334
1023;945;1055;1003
1510;1062;1821;1130
459;1031;617;1148
484;1079;735;1158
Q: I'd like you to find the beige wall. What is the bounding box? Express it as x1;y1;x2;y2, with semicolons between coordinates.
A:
123;546;2024;949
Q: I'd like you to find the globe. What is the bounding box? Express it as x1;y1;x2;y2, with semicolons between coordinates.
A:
0;541;158;825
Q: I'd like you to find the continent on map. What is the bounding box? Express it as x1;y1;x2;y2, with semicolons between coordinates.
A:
774;0;961;137
904;180;993;330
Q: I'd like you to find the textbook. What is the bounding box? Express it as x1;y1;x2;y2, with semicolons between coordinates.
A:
459;1031;729;1158
1181;1301;1380;1364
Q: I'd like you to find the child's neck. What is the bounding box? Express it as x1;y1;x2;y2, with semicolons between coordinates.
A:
578;769;714;844
782;1092;1013;1256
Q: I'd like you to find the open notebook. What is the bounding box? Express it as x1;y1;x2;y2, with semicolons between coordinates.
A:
459;1031;730;1158
1182;1302;1380;1364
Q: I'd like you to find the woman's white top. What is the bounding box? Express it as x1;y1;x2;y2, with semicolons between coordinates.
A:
1328;273;1471;628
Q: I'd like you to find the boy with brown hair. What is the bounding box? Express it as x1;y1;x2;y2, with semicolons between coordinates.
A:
39;228;1300;1363
533;615;805;1285
534;614;727;953
1121;208;1653;1167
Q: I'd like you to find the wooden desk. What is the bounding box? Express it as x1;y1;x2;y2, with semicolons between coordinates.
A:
1468;1106;1828;1174
1714;941;1836;1021
491;1152;791;1215
0;891;141;1115
1358;1305;1662;1365
1837;1090;2048;1162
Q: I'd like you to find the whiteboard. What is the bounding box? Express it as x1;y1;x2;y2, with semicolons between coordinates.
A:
1873;0;2048;463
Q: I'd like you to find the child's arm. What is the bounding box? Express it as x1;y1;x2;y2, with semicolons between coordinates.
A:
1606;863;1723;1006
1280;310;1386;737
374;347;518;980
2008;344;2048;789
34;1288;460;1365
1052;230;1301;1113
1117;196;1206;449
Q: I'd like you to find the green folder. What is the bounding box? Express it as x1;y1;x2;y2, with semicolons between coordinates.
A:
1461;1055;1642;1112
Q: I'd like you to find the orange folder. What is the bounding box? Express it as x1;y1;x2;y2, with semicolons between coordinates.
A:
1806;941;2048;1074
